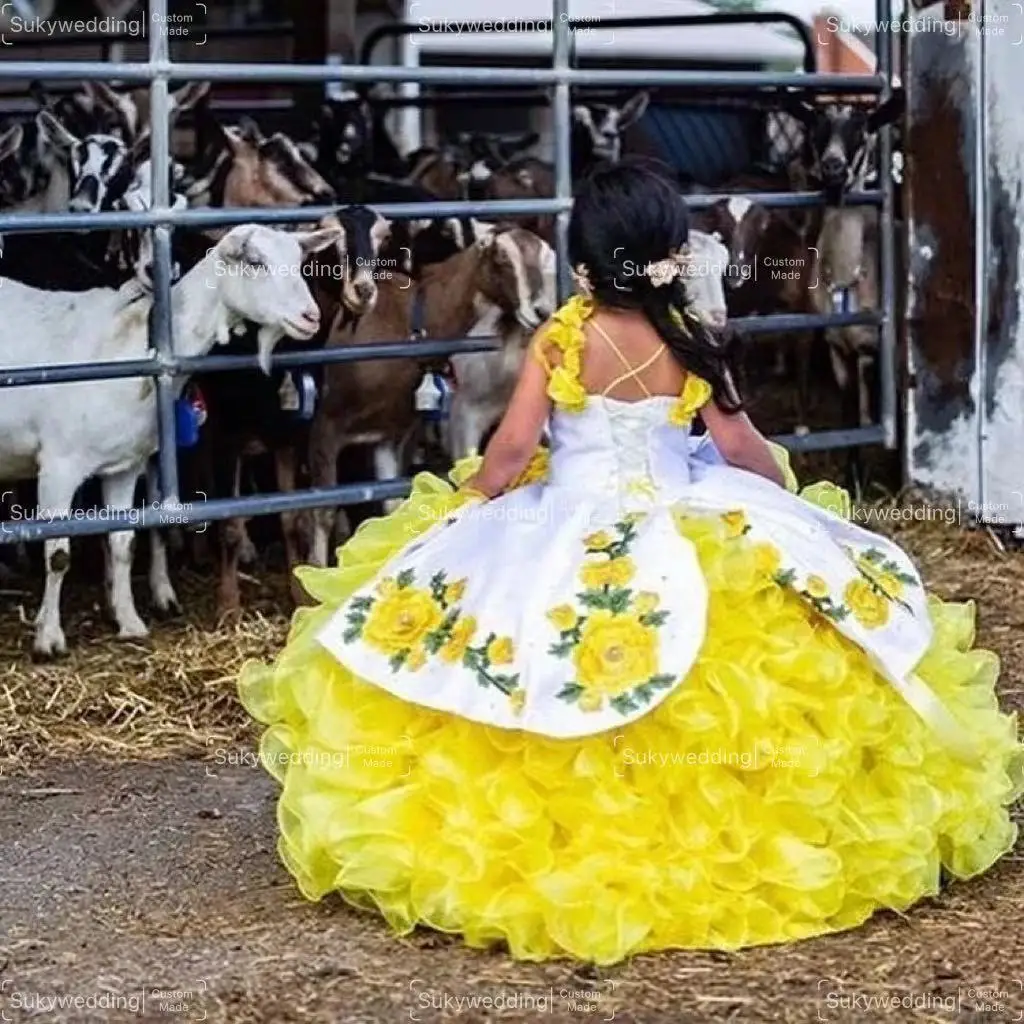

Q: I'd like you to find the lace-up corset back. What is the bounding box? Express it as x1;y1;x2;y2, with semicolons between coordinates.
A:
536;297;711;505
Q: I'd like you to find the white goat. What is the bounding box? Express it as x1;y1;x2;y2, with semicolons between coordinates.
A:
0;223;340;656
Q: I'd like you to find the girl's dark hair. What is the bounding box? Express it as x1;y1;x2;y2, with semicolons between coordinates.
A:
567;156;743;413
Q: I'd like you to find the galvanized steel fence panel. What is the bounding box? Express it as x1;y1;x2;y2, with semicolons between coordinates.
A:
0;0;898;543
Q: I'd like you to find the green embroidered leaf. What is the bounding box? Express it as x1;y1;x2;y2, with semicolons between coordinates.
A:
342;626;361;644
610;694;639;714
896;571;916;585
423;630;447;654
606;588;632;614
634;683;655;704
862;547;885;563
640;610;670;628
647;674;676;688
396;568;415;589
348;596;373;612
578;590;612;610
430;570;447;589
389;650;408;672
556;683;584;702
549;639;575;658
774;568;797;587
829;605;851;621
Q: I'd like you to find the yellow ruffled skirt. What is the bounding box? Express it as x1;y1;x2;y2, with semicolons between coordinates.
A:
238;471;1023;964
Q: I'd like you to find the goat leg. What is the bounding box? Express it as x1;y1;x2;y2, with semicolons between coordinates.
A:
274;445;312;607
32;463;82;658
232;455;259;567
101;467;149;640
308;415;342;568
145;459;180;615
213;443;244;619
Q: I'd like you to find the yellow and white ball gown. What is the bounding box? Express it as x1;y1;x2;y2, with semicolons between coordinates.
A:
239;296;1022;963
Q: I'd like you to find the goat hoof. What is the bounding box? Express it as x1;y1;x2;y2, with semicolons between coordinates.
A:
238;537;259;567
116;620;150;641
151;598;182;620
150;585;182;618
32;627;68;660
216;601;243;626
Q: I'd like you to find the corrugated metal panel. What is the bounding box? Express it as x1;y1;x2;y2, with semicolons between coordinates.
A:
640;105;759;184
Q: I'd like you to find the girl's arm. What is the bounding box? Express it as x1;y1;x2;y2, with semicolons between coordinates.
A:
700;398;785;487
460;345;552;499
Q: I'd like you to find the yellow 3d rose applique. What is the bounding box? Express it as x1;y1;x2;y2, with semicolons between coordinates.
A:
547;604;579;632
721;510;749;539
579;556;636;589
573;610;658;697
668;373;712;426
843;579;890;629
440;615;477;663
487;636;515;666
362;586;443;656
548;365;587;412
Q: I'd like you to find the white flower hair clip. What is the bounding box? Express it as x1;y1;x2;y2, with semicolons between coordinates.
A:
646;247;692;288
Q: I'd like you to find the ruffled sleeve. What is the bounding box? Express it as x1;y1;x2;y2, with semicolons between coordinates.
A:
668;373;712;426
533;295;593;413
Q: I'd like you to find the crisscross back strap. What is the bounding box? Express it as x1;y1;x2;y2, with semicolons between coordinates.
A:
588;318;665;398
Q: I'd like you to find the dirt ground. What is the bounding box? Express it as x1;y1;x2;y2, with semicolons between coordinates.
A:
0;374;1022;1023
0;756;1021;1024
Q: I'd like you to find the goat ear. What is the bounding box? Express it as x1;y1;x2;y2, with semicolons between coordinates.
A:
130;128;152;163
84;81;123;110
297;225;342;256
0;122;23;161
216;225;255;262
297;140;318;163
572;105;592;127
779;93;819;126
866;89;905;133
237;116;264;146
170;81;210;115
29;80;50;110
618;90;650;129
37;110;78;152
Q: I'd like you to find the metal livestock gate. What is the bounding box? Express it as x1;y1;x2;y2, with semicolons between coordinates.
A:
0;0;899;548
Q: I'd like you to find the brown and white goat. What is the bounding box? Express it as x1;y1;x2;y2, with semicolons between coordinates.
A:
307;226;555;566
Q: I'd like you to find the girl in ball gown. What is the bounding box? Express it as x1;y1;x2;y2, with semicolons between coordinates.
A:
239;160;1022;964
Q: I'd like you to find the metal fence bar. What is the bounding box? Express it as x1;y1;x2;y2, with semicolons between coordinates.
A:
148;0;179;506
0;5;902;548
0;190;884;234
0;422;887;544
0;61;885;90
552;0;572;302
0;312;880;389
361;11;818;74
876;0;898;451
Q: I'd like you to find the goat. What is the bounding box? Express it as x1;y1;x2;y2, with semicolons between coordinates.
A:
307;226;555;565
0;158;187;293
784;94;903;438
307;94;408;194
478;93;651;241
0;224;339;656
0;112;129;214
198;207;389;616
186;112;335;212
31;78;210;153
